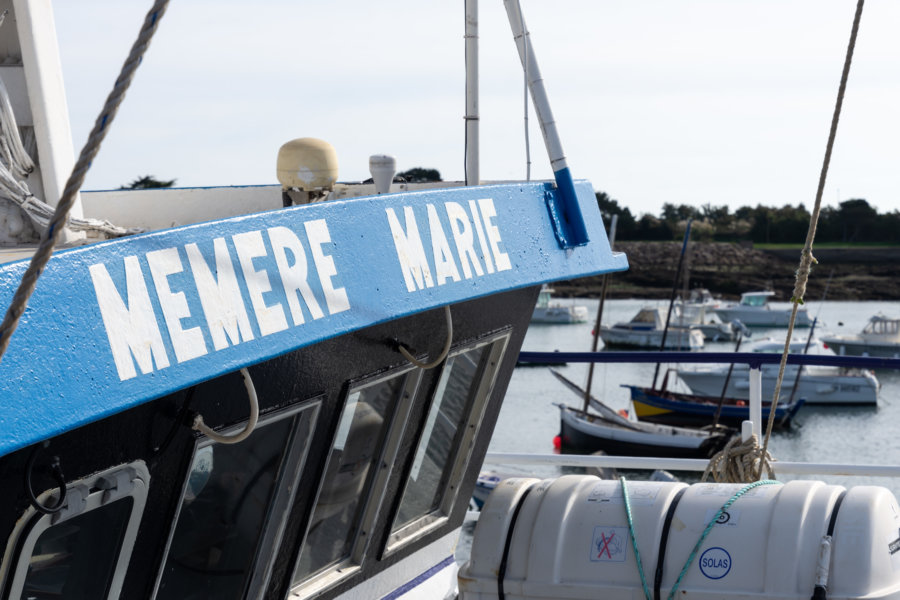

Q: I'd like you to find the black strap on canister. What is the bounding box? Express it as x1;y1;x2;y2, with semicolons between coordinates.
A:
810;490;847;600
498;485;534;600
654;487;687;600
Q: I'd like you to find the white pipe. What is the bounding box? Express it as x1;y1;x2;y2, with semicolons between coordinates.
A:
12;0;84;242
484;452;900;478
502;0;565;172
464;0;479;186
502;0;588;246
749;366;762;438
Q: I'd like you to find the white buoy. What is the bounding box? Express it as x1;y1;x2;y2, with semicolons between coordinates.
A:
369;154;396;194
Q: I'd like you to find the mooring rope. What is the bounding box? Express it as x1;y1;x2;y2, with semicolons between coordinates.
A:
757;0;865;480
0;0;170;364
705;0;864;483
702;433;774;483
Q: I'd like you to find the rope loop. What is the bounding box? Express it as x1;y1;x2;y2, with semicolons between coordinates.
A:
192;368;259;445
702;433;775;484
397;305;453;369
25;441;67;515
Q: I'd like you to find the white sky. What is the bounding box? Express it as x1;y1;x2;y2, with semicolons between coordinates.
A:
50;1;900;217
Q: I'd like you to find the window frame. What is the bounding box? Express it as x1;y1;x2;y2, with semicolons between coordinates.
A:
1;460;150;600
151;398;321;600
383;332;510;556
289;364;421;597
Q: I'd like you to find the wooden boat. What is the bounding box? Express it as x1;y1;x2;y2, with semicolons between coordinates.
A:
623;384;804;429
549;369;734;458
557;403;734;458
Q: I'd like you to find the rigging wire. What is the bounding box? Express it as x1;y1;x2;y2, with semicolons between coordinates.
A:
757;0;865;480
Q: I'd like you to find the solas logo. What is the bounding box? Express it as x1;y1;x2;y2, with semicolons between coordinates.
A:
699;547;732;579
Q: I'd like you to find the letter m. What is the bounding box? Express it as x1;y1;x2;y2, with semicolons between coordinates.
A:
386;206;434;292
89;257;170;380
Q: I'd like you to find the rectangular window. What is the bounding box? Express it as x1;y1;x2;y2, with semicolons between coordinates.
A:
387;333;508;552
291;367;419;591
4;462;150;600
155;402;318;600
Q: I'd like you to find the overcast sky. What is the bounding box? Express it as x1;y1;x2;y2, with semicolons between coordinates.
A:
50;1;900;217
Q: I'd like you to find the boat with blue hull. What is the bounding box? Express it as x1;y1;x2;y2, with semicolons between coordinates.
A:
0;1;628;598
623;384;804;430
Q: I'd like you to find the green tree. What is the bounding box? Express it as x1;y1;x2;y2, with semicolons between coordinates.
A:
595;191;635;238
396;167;441;182
120;175;176;189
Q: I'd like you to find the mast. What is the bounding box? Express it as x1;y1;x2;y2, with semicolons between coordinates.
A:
464;0;479;186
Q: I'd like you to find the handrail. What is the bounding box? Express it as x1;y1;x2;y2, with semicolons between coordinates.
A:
483;452;900;478
518;350;900;370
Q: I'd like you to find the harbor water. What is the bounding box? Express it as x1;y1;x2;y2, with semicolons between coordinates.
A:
488;298;900;497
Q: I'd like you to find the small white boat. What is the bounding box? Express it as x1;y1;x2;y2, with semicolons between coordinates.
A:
531;286;589;324
674;288;743;341
675;338;880;405
711;290;811;327
822;313;900;358
600;306;704;350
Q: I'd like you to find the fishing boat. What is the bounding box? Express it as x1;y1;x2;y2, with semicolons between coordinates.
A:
530;286;589;324
549;369;734;459
822;313;900;358
623;384;804;430
711;290;812;328
675;338;880;405
0;2;630;598
557;403;733;459
599;306;704;350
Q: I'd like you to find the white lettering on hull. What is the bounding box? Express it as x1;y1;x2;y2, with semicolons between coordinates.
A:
387;197;510;293
91;220;348;381
91;197;508;381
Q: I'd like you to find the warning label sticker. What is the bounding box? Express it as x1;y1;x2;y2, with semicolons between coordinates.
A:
590;526;627;562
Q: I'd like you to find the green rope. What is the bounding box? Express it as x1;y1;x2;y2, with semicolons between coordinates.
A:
621;477;653;600
666;480;781;600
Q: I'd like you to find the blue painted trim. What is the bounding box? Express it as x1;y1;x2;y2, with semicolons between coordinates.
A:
380;555;455;600
0;181;626;457
548;166;589;248
518;350;900;370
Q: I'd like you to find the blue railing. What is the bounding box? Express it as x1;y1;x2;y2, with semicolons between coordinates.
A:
518;351;900;370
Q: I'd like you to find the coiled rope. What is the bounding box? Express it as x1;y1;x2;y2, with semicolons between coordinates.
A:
0;0;170;364
705;0;864;483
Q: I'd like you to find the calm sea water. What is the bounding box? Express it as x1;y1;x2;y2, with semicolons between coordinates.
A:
487;298;900;497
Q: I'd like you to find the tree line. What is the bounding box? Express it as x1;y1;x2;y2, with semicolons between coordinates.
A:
596;192;899;244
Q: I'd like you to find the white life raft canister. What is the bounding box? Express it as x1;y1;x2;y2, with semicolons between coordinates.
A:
458;475;900;600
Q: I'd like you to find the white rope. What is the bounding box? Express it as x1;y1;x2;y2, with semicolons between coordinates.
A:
0;64;143;238
192;368;259;445
398;305;453;369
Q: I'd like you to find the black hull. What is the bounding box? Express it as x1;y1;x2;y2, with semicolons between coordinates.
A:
559;417;729;459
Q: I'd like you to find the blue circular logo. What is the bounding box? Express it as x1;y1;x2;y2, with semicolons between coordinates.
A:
699;547;732;579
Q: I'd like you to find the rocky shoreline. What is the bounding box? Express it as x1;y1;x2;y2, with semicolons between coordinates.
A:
552;242;900;301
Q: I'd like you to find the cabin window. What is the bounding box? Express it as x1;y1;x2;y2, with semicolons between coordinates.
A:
386;333;509;553
3;462;149;600
155;402;319;600
291;366;419;591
